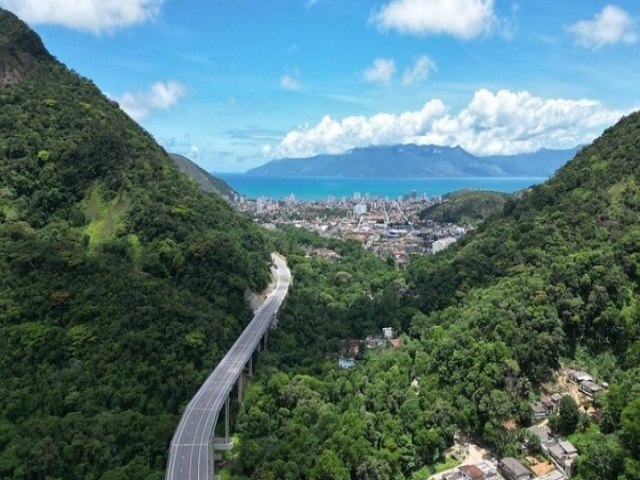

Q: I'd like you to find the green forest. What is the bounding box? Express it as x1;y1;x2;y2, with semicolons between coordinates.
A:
0;9;271;480
229;113;640;480
1;6;640;480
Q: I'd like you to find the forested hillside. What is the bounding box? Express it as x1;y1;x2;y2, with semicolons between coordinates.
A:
231;113;640;480
169;153;237;200
419;190;510;226
406;112;640;478
0;9;271;479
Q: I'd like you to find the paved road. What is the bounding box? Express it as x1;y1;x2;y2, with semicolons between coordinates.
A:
166;254;290;480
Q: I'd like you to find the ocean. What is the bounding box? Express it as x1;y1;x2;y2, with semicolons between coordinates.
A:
215;173;546;201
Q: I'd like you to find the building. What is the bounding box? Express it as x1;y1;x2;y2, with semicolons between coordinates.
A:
579;380;602;398
432;237;457;253
382;327;393;339
527;425;554;451
354;203;367;216
499;457;532;480
537;470;567;480
549;441;578;477
389;338;401;349
532;402;550;420
458;464;486;480
338;358;356;369
568;370;593;383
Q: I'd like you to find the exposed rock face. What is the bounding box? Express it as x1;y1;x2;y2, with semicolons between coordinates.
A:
0;57;25;87
0;7;54;88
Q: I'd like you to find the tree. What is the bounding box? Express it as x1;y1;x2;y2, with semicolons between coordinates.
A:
620;398;640;456
310;449;349;480
557;396;580;435
356;456;392;480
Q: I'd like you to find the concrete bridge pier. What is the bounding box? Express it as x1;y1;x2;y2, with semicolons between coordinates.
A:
224;396;230;442
260;329;268;351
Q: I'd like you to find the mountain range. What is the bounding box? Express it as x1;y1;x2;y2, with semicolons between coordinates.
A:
247;144;582;178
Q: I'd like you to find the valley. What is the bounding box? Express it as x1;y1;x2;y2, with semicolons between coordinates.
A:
1;4;639;480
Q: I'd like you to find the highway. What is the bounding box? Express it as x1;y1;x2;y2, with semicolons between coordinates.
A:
165;254;290;480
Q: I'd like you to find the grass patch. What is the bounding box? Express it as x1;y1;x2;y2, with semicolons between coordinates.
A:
568;423;600;452
82;187;129;247
217;468;233;480
409;455;460;480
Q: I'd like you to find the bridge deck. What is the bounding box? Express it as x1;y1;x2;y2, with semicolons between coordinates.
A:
166;254;290;480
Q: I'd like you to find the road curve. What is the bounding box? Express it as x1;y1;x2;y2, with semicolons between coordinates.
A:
166;254;290;480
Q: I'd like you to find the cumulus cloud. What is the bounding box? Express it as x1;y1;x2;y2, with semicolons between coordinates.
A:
567;5;638;48
364;58;397;86
113;81;186;121
0;0;163;34
280;74;301;91
372;0;497;39
402;55;437;85
266;89;629;159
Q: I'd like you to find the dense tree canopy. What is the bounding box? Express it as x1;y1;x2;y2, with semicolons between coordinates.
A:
0;9;271;479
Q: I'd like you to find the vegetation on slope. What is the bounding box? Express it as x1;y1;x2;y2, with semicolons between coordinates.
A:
0;8;271;479
169;153;237;200
231;113;640;480
419;190;510;226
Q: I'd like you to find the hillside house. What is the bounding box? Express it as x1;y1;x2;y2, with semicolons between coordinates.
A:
458;464;486;480
579;381;602;398
338;358;356;369
532;400;552;420
527;425;554;451
499;457;532;480
549;441;578;476
568;370;593;383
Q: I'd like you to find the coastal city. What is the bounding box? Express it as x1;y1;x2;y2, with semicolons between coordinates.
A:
232;191;471;266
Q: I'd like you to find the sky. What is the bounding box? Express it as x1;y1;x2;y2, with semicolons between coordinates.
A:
1;0;639;172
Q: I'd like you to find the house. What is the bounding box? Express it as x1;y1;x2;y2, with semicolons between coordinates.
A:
499;457;532;480
382;327;394;339
549;441;578;475
532;402;549;420
579;381;602;398
541;397;555;411
458;464;486;480
389;338;401;349
527;425;554;451
537;469;567;480
550;392;568;406
365;336;385;348
568;370;593;383
442;472;462;480
338;358;356;369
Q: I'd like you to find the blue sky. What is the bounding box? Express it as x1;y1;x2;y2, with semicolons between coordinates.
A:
1;0;639;172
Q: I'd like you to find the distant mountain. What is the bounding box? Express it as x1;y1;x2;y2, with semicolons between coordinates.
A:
247;144;582;178
169;153;237;200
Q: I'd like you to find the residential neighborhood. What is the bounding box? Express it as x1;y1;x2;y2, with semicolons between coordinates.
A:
233;192;472;265
432;368;609;480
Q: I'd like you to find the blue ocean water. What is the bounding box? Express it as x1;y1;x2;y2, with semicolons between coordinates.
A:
215;173;546;201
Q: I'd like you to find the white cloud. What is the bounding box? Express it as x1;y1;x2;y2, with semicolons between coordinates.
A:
280;74;301;91
402;55;437;85
567;5;638;48
113;80;186;121
0;0;163;34
364;58;397;86
372;0;497;39
266;89;629;159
